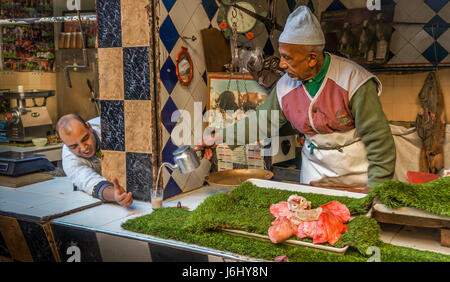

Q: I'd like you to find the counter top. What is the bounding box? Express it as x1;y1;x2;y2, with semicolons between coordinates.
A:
0;143;63;153
0;143;63;162
0;176;101;223
51;185;260;261
50;180;450;257
1;177;447;260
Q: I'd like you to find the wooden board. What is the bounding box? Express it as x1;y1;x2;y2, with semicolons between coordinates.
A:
371;198;450;229
441;229;450;248
0;173;53;188
370;198;450;247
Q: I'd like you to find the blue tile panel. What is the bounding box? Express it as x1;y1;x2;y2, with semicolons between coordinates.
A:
424;15;448;39
161;137;178;164
126;152;152;201
161;96;178;134
160;56;178;94
201;0;218;21
163;177;182;199
100;100;125;151
326;0;346;11
96;0;122;48
123;47;151;100
159;16;179;54
422;42;449;64
425;0;449;12
162;0;177;12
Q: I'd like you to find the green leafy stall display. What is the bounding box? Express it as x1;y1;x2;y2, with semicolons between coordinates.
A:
122;177;450;262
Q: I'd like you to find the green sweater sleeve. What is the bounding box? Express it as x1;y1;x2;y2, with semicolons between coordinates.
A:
350;79;396;188
221;86;288;146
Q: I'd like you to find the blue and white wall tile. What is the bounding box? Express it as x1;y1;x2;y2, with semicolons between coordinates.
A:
157;0;217;196
157;0;450;197
157;0;317;196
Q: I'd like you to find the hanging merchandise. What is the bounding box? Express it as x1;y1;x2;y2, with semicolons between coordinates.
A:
0;0;54;72
242;47;284;91
416;72;447;174
320;5;394;67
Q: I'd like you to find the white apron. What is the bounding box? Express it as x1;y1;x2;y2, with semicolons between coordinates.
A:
301;129;369;187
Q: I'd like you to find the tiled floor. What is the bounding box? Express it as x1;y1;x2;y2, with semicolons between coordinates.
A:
389;226;449;255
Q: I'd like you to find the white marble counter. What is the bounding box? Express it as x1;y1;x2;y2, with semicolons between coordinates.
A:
51;185;258;261
0;176;101;222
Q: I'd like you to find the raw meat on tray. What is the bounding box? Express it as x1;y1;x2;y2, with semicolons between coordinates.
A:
268;196;350;245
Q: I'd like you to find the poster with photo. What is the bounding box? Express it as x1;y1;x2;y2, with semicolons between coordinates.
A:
206;72;269;129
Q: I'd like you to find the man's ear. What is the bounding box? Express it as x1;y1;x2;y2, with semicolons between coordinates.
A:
308;53;318;68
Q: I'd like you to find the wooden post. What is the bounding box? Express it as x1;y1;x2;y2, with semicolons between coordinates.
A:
441;229;450;247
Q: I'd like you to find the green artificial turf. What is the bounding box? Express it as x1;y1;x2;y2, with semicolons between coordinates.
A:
122;178;450;262
367;177;450;216
122;207;450;262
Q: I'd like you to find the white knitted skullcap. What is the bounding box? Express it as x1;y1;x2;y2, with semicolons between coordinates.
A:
279;6;325;45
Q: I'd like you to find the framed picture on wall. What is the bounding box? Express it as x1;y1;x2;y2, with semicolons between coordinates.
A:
206;72;269;129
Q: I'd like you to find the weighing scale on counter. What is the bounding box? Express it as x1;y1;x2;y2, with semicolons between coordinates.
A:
0;151;54;177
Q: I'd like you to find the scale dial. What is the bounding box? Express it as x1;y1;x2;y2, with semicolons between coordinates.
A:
226;1;257;33
217;0;268;43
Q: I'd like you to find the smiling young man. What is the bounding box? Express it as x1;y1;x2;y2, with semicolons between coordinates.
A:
56;114;133;207
196;6;396;189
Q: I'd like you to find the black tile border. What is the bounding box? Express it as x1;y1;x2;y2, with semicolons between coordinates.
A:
123;46;151;100
100;100;125;152
126;152;152;201
96;0;122;48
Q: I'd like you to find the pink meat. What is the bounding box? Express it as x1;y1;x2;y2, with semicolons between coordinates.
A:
294;201;350;245
296;221;317;238
268;216;297;244
313;207;348;245
274;255;290;262
269;201;293;218
320;201;350;223
268;199;350;246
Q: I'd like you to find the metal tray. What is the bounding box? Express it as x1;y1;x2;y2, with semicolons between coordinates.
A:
222;229;349;254
205;169;273;189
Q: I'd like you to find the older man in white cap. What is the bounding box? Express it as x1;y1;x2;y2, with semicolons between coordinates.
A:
196;6;395;189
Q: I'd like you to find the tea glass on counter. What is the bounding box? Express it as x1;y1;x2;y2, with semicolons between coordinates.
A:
151;187;163;209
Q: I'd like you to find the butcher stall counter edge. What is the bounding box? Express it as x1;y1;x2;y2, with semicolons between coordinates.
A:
0;177;448;262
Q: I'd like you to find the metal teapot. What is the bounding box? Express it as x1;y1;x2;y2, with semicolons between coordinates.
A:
155;145;200;190
171;145;200;174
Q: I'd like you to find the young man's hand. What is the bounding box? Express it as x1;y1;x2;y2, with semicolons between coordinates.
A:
112;178;133;207
102;178;133;207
